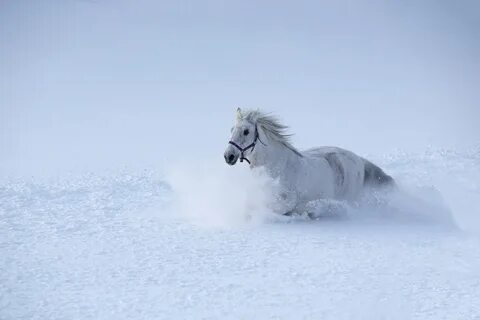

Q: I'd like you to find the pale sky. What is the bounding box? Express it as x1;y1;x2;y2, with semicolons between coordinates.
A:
1;0;479;177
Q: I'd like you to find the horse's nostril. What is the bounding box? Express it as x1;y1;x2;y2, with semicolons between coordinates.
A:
228;154;235;162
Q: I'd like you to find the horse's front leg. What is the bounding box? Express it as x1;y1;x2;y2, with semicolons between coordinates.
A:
270;189;298;216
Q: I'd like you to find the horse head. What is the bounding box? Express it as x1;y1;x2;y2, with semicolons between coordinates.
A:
224;108;261;165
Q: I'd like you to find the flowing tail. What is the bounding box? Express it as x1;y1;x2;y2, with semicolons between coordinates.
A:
363;160;395;188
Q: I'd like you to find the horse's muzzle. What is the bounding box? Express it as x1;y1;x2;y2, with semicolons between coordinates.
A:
224;153;238;165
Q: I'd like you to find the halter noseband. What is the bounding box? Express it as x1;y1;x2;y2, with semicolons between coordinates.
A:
228;126;266;164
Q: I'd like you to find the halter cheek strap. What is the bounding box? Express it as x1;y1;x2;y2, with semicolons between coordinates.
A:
228;127;266;164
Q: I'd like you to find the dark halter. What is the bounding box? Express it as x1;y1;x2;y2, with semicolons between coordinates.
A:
229;126;266;164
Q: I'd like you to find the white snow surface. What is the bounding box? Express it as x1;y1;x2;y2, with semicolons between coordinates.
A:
1;147;480;319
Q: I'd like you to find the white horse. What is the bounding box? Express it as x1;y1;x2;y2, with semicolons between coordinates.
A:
224;108;395;215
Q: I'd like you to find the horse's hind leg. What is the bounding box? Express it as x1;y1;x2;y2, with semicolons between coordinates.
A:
304;199;349;220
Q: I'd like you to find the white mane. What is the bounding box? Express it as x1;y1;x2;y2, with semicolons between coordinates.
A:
240;109;302;157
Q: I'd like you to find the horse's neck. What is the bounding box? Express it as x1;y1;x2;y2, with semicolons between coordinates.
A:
250;132;297;178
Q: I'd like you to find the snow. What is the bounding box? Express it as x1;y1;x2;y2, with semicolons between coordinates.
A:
1;147;480;319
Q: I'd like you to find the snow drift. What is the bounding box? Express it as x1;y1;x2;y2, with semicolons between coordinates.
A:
1;147;480;319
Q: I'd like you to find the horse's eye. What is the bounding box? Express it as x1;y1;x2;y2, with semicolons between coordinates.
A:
243;129;249;136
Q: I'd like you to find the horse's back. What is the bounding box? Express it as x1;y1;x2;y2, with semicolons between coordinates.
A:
303;146;358;160
302;146;395;198
303;147;365;199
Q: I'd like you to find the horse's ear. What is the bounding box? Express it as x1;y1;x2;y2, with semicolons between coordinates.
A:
236;107;243;120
